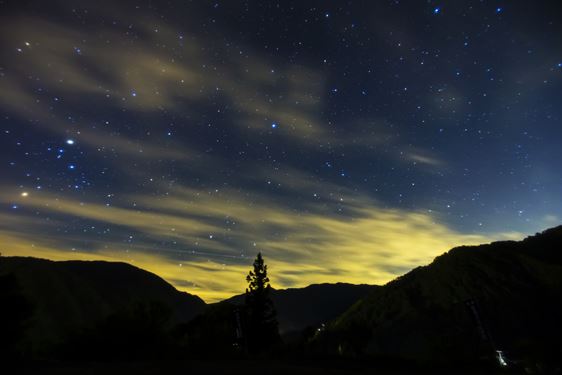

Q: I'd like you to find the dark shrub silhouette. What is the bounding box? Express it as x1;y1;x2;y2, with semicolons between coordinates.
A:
176;302;244;358
0;271;32;360
60;301;175;360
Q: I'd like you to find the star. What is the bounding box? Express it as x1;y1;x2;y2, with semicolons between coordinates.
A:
2;0;561;303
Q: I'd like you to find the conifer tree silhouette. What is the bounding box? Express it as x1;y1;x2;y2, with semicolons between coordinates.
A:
244;252;279;354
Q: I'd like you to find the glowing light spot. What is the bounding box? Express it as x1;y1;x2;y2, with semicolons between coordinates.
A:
21;192;29;197
66;139;75;145
433;7;441;14
271;123;277;129
496;350;508;367
68;164;76;170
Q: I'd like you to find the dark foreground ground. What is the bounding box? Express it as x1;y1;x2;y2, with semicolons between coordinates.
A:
15;360;521;375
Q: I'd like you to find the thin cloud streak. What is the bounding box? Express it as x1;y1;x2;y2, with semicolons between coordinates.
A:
1;184;522;302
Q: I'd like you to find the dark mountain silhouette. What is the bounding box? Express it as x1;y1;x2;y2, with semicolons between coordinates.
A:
0;255;377;358
0;256;206;354
176;282;379;359
317;226;562;368
3;224;562;371
222;283;378;334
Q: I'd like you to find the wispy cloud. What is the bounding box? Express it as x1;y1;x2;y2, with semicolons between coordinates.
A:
406;150;446;167
0;9;444;164
0;3;499;303
1;182;522;302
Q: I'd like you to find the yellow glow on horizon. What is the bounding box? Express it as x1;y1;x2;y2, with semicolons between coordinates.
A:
0;3;546;306
0;187;524;303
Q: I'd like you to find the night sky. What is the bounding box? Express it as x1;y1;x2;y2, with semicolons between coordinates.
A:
1;0;561;301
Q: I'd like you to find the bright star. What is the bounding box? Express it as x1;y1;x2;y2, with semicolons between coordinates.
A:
271;123;277;129
68;164;76;170
21;192;29;197
66;139;75;145
433;7;440;14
